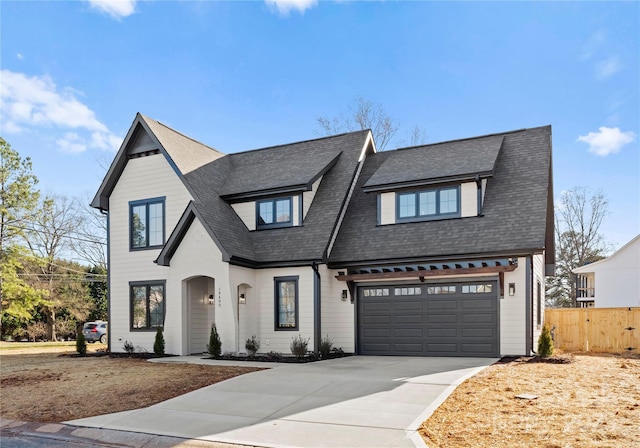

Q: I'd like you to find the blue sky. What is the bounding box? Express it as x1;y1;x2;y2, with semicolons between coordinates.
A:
1;0;638;251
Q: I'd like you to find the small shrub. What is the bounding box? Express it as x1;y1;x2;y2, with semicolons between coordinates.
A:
207;323;222;358
123;340;135;354
245;335;261;357
153;326;165;357
76;330;87;356
290;335;310;359
24;322;47;342
319;335;333;359
537;323;554;358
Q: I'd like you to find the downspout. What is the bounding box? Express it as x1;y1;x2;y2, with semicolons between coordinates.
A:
312;262;321;353
525;254;533;356
101;209;111;353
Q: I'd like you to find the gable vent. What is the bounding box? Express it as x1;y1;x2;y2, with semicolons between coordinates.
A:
127;125;158;155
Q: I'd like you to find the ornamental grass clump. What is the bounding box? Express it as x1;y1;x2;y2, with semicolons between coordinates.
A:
319;335;333;359
245;335;260;357
290;335;309;359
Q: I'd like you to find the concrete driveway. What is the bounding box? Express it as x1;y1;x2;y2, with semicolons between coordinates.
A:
67;356;496;448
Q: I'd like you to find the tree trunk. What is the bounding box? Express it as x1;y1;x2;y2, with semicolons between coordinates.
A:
45;307;56;342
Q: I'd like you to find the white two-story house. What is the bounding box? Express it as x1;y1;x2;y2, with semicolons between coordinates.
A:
92;113;554;357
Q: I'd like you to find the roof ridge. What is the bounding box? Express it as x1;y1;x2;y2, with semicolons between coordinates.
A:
139;113;225;156
228;129;371;157
393;125;551;152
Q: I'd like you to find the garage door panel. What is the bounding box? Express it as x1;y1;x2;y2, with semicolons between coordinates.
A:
427;313;457;323
363;328;391;338
426;343;458;353
358;281;498;357
427;328;457;338
426;300;457;310
363;343;391;352
394;343;423;353
393;301;422;311
395;328;423;337
394;314;423;324
363;315;392;324
362;302;391;312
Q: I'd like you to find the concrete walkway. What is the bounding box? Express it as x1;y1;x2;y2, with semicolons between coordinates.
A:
67;356;496;448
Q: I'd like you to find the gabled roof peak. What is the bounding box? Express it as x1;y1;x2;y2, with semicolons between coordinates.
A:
229;128;371;157
393;124;551;152
138;113;224;157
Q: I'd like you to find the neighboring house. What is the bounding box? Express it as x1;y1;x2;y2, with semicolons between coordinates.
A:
92;113;554;358
573;235;640;308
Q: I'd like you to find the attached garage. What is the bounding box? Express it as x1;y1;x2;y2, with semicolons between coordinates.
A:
357;281;499;357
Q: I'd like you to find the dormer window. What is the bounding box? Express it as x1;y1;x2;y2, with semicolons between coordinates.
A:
257;197;292;229
397;186;460;221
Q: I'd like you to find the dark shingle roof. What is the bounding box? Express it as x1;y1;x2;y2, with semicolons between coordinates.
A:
363;134;503;191
328;126;552;266
220;144;343;200
183;130;371;264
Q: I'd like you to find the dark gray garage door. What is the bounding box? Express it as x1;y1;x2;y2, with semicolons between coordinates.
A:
358;281;498;357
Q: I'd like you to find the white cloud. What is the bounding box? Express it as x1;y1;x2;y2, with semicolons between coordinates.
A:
265;0;318;16
17;53;24;60
57;132;88;154
0;69;121;152
580;29;606;61
596;55;622;79
577;126;636;156
87;0;136;19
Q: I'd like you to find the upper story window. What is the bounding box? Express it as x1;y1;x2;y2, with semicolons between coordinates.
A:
130;197;165;250
256;197;292;229
397;186;460;221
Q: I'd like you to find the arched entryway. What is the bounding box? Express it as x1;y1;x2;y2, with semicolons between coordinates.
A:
185;276;215;355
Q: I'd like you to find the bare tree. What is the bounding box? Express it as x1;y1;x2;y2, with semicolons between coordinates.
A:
317;96;401;150
70;196;107;270
25;195;92;340
546;187;610;307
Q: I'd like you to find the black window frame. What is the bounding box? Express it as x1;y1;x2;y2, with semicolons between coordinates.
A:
274;276;299;331
256;197;293;230
396;186;460;222
129;197;166;250
130;280;166;331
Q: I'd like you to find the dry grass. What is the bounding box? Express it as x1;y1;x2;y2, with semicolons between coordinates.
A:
0;346;261;423
420;353;640;448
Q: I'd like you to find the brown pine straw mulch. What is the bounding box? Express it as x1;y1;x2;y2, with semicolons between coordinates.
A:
420;352;640;448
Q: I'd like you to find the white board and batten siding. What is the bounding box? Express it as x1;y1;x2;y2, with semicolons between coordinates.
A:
251;267;316;354
302;177;322;219
532;253;545;344
319;265;355;352
108;154;193;353
500;257;527;356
